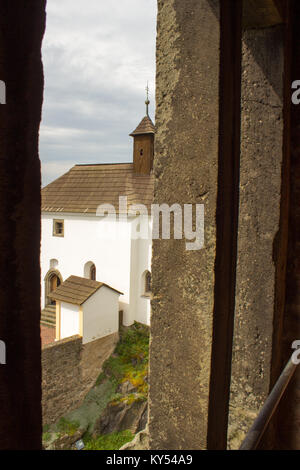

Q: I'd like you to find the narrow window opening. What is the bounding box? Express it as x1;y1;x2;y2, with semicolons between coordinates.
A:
141;270;151;297
53;219;64;237
90;264;96;281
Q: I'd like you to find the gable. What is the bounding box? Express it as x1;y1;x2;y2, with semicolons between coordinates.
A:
49;275;122;305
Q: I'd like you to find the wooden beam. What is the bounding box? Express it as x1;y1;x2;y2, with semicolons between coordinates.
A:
0;0;46;450
243;0;284;28
207;0;243;450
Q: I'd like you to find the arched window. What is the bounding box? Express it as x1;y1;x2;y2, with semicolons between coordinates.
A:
90;264;96;281
142;270;151;297
84;261;96;281
44;269;63;306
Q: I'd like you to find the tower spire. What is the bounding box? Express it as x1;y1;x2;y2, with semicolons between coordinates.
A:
145;82;150;116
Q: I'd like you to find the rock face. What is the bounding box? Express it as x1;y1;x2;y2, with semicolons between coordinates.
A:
120;427;149;450
117;381;137;395
94;399;148;436
46;429;86;451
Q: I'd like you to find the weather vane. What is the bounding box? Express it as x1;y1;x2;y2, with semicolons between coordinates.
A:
145;82;150;116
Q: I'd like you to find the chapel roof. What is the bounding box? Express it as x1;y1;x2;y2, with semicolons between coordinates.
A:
41;163;154;214
49;275;123;306
129;115;155;136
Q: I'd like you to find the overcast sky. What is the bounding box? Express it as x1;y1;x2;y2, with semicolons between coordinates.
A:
40;0;157;187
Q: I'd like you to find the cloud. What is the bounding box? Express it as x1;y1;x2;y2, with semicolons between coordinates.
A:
40;0;157;187
41;161;76;188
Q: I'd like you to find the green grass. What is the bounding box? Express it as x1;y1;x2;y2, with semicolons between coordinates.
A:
56;417;80;436
43;424;50;433
83;430;134;450
101;322;149;402
95;371;106;386
42;432;51;442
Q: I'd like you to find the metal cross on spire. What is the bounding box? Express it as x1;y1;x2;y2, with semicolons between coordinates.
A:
145;82;150;116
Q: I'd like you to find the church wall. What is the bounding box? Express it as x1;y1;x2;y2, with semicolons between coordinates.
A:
41;212;151;325
129;217;152;326
41;213;131;312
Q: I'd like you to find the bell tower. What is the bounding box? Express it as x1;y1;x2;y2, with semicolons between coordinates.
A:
130;85;155;175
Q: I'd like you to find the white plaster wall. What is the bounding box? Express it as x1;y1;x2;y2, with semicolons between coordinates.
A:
129;217;152;325
41;213;152;326
41;213;132;323
60;302;79;339
82;286;119;344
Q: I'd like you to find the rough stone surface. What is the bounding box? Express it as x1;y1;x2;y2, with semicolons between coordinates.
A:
94;399;147;436
149;0;220;450
228;26;284;449
48;429;85;451
117;380;137;395
120;427;150;450
42;333;118;425
80;332;119;387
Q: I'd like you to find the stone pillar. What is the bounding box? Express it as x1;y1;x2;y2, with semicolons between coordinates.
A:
0;0;46;449
149;0;242;450
228;25;285;449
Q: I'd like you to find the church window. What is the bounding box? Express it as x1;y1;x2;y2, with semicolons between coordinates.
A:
145;271;151;293
142;270;151;297
90;264;96;281
53;219;64;237
84;261;96;280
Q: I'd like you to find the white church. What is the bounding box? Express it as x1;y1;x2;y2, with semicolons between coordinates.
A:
40;105;154;337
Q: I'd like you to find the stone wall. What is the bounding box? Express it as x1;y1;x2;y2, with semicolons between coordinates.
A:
42;333;118;425
149;0;221;450
228;24;284;449
150;0;298;451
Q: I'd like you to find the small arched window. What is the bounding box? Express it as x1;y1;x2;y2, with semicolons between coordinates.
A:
84;261;96;281
90;264;96;281
142;270;151;297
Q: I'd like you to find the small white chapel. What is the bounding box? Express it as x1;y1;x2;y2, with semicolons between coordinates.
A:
40;101;155;332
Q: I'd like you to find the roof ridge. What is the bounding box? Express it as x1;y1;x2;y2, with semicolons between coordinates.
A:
75;162;133;167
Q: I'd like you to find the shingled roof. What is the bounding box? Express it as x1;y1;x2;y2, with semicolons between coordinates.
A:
42;163;154;214
49;275;123;306
130;115;155;136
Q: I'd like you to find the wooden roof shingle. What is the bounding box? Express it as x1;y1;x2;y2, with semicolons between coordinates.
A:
49;275;123;306
130;115;155;136
42;163;154;214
